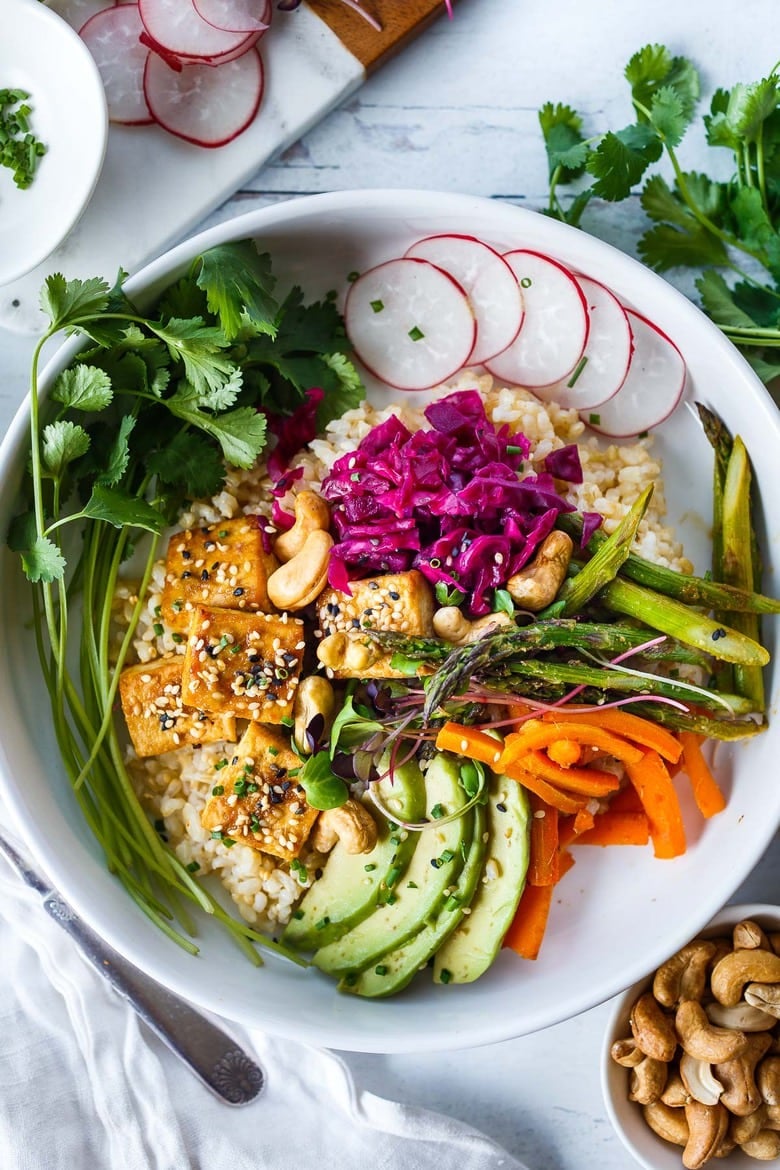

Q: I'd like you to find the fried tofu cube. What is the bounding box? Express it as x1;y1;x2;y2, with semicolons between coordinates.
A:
317;569;435;679
182;605;305;723
200;723;319;862
160;517;278;632
119;658;236;758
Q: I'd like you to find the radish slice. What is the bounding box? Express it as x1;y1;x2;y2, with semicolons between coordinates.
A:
345;258;476;391
404;234;524;364
485;250;589;388
138;0;252;58
193;0;270;33
534;276;633;410
583;310;686;437
80;5;153;126
143;49;264;147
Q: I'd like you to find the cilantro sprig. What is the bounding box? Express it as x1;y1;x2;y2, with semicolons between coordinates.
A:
539;46;780;385
8;239;363;961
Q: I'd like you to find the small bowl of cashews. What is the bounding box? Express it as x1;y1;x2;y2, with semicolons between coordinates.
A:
602;903;780;1170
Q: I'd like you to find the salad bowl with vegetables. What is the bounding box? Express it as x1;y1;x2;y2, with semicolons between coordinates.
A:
0;189;779;1053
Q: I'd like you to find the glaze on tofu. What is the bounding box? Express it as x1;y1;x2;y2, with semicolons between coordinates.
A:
181;605;305;722
317;569;435;678
200;724;319;862
119;658;236;758
160;517;278;633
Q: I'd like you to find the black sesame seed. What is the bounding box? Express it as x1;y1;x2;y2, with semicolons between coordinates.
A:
200;569;209;581
181;571;192;579
234;587;245;596
389;591;400;600
182;550;192;559
496;802;507;812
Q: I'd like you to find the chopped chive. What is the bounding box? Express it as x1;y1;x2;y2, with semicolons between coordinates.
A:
385;892;398;905
408;325;425;341
566;354;588;388
234;779;247;795
292;909;304;920
172;632;184;643
347;270;360;282
407;880;418;889
440;849;455;863
506;444;525;455
211;784;225;796
430;803;445;819
344;973;358;987
281;716;294;728
520;276;532;288
315;917;331;930
370;299;384;313
588;413;601;425
385;865;401;888
374;965;388;976
186;860;200;873
439;968;452;984
210;830;223;840
268;746;279;756
219;529;229;538
223;836;236;848
154;605;162;617
214;758;228;771
443;894;461;912
364;863;376;872
153;622;164;637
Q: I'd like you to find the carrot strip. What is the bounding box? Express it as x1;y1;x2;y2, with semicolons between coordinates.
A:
502;881;553;960
575;810;650;847
558;808;596;849
512;749;621;797
547;739;582;767
606;784;644;815
679;732;726;819
502;762;587;815
501;719;645;765
506;701;534;721
541;708;682;764
625;748;686;860
434;722;502;767
557;849;576;880
528;795;560;886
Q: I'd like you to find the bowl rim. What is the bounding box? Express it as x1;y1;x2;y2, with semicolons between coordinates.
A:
2;189;780;1052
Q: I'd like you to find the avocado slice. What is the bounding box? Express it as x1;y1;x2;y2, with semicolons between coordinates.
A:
341;800;488;998
312;753;470;977
433;771;530;984
282;758;426;951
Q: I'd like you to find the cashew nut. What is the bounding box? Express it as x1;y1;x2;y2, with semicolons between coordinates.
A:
432;607;514;645
679;1052;724;1107
713;1031;772;1116
746;983;780;1020
267;529;334;611
273;491;331;564
293;675;336;755
683;1101;729;1169
317;631;381;674
731;1104;770;1145
654;941;718;1007
630;1056;669;1105
706;1001;778;1032
741;1129;780;1159
662;1070;692;1108
631;991;678;1062
676;1000;749;1063
757;1055;780;1105
505;531;573;611
711;949;780;1007
610;1037;644;1068
734;920;772;951
643;1099;690;1147
310;798;378;855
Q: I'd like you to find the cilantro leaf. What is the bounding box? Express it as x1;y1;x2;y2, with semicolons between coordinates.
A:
729;187;780;280
51;365;113;413
168;399;267;469
21;535;66;583
195;242;278;341
640;174;693;228
39;275;111;332
649;85;687;147
147;431;226;499
81;485;165;532
153;317;237;398
316;353;365;428
696;271;760;330
196;365;244;412
42;420;90;477
625;44;700;123
538;102;589;178
639;221;730;271
97;415;136;486
587;123;663;200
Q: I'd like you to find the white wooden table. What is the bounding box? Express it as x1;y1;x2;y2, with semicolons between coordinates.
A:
1;1;779;1165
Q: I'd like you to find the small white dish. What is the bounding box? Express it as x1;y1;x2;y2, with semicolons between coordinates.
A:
602;903;780;1170
0;0;107;286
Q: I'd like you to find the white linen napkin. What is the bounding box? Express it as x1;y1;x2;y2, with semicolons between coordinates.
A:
0;848;526;1170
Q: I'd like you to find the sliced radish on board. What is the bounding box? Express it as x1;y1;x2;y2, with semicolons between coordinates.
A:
534;276;633;410
345;258;476;391
404;234;524;364
485;251;589;388
139;0;253;58
584;310;686;437
193;0;270;33
80;5;153;126
144;49;264;147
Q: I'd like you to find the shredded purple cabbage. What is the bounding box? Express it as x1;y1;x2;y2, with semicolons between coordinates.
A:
321;390;599;614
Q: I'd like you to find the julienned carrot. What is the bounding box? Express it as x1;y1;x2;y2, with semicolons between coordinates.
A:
547;739;583;767
502;881;553;960
502;761;587;815
607;784;644;815
558;808;596;849
625;748;686;860
575;810;650;847
435;722;502;767
501;720;645;766
540;708;682;764
528;795;559;886
679;732;727;819
557;849;576;880
513;749;621;798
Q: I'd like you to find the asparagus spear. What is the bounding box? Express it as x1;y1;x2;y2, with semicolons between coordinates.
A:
543;486;653;617
698;402;735;692
556;514;780;614
630;702;764;742
721;436;765;710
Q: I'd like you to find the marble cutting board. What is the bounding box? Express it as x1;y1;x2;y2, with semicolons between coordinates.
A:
0;0;447;334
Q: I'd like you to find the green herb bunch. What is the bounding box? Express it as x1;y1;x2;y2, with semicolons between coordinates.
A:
8;239;363;960
0;88;46;189
539;45;780;385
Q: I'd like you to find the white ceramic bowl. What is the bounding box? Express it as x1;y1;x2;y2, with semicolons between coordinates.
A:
602;903;780;1170
1;190;780;1053
0;0;108;285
